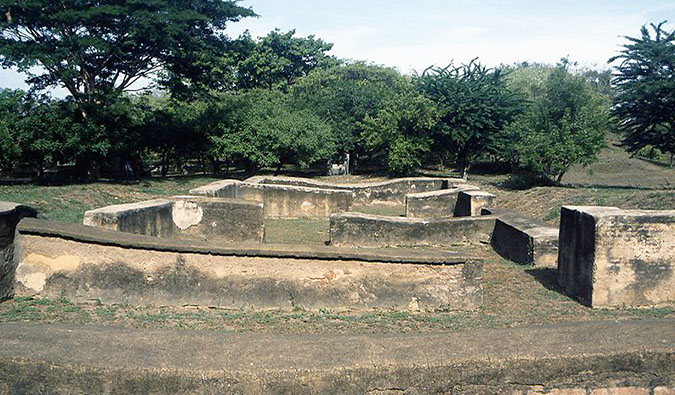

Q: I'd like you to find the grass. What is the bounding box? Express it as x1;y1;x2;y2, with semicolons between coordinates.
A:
0;176;219;224
2;259;672;333
0;136;673;333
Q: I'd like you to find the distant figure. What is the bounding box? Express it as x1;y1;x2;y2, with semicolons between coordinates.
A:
124;160;134;179
327;153;350;176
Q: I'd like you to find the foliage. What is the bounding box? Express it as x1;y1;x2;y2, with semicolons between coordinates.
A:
609;22;675;161
416;60;524;178
506;61;609;182
360;91;438;175
236;29;337;91
0;0;255;106
293;63;410;170
209;89;335;174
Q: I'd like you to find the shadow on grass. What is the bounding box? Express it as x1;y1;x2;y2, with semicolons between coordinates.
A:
524;267;565;295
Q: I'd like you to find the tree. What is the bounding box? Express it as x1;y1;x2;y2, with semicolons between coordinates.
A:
236;29;337;91
360;90;438;175
210;89;335;174
609;22;675;165
293;63;409;172
416;60;524;178
0;0;254;110
506;61;609;182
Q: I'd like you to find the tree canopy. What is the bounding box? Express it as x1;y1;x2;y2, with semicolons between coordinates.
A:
416;60;524;178
0;0;255;109
609;21;675;162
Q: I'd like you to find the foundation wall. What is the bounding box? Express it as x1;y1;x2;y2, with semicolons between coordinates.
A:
13;219;482;312
329;212;495;248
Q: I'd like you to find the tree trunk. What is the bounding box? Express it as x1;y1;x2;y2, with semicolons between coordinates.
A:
556;172;565;183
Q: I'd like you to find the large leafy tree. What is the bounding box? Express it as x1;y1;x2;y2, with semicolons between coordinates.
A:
506;62;609;182
210;89;335;175
416;60;524;178
293;63;410;172
609;22;675;164
0;0;255;110
236;29;337;91
360;90;438;175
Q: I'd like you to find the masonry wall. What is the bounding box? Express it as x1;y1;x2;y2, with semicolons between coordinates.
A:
405;185;480;218
13;219;482;312
0;202;38;300
329;212;495;248
558;206;675;308
83;197;264;243
248;176;463;204
236;183;353;218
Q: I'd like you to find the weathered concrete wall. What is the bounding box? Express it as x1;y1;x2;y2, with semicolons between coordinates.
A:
0;202;38;300
83;199;174;237
236;183;353;218
558;206;675;308
247;176;464;204
188;180;238;198
84;197;264;243
330;212;495;248
170;196;264;243
485;208;559;267
14;218;482;311
454;190;495;217
405;185;480;218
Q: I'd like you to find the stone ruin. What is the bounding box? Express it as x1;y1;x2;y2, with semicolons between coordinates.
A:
1;176;674;311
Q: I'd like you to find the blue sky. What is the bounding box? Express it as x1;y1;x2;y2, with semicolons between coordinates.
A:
228;0;674;72
1;0;673;94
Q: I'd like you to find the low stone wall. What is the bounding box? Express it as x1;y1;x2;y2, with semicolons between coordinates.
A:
454;190;495;217
485;208;559;267
558;206;675;308
83;199;174;237
0;202;38;300
329;212;495;248
170;196;264;243
236;183;353;218
84;197;264;243
13;218;482;311
246;176;464;204
190;179;353;218
405;185;480;218
187;180;238;198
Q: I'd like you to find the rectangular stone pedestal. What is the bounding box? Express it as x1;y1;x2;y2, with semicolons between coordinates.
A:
557;206;675;308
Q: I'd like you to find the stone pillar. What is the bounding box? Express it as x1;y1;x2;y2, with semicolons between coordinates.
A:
557;206;675;308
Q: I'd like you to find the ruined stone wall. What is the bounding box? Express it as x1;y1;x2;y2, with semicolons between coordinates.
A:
83;197;264;243
13;218;482;311
329;212;495;248
558;206;675;308
405;185;480;218
235;183;353;218
247;176;463;204
486;208;559;267
0;202;38;300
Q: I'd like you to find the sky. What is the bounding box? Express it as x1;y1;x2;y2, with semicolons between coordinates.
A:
1;0;673;94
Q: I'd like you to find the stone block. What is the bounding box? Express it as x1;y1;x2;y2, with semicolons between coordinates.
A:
329;212;495;248
83;199;174;237
405;184;480;218
170;196;264;243
188;180;239;198
486;208;559;267
557;206;675;308
455;190;495;217
0;202;38;300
